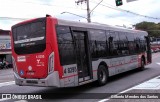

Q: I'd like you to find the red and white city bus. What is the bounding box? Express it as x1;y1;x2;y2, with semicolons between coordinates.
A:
11;15;152;87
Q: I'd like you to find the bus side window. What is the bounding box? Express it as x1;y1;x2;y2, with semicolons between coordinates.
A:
105;30;110;56
134;33;147;53
89;29;106;59
126;33;136;54
109;31;119;56
139;34;146;52
134;35;141;53
118;32;129;55
56;26;76;65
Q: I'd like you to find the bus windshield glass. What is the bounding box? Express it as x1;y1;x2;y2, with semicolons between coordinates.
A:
12;18;46;55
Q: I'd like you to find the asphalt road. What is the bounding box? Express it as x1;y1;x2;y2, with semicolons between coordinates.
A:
0;68;14;83
0;52;160;102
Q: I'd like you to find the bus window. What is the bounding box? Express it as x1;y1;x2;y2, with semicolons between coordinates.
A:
126;33;136;54
118;32;129;55
105;30;110;56
12;18;46;55
108;31;119;56
134;34;141;53
56;26;76;65
89;29;107;59
139;34;146;52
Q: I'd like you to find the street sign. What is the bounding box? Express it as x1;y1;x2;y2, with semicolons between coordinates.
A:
126;0;137;2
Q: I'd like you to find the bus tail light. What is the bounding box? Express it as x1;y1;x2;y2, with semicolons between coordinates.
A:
48;52;54;73
12;56;18;73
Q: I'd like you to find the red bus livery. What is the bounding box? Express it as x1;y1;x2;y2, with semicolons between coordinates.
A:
11;15;152;87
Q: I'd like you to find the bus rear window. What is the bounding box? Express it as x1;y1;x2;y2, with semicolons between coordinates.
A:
12;18;46;55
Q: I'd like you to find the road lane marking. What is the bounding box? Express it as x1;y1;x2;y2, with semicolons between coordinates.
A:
0;81;15;102
14;100;28;102
98;54;160;102
98;87;134;102
98;75;160;102
0;98;10;102
156;63;160;65
0;81;15;88
131;75;160;89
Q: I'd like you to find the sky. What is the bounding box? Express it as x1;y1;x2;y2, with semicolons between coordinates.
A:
0;0;160;30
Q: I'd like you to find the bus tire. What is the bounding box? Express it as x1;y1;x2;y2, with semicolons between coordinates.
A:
97;65;108;86
139;58;145;71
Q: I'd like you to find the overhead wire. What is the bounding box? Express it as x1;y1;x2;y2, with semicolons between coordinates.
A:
90;0;160;20
88;2;135;25
1;0;159;22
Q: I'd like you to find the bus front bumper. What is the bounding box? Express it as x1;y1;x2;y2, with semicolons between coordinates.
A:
14;71;60;87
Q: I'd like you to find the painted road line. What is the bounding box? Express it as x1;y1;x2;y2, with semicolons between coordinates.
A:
98;87;134;102
0;98;10;102
156;62;160;65
131;75;160;89
0;81;15;102
98;75;160;102
98;55;160;102
14;100;28;102
0;81;15;87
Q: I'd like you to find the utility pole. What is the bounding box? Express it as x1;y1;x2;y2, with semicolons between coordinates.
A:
75;0;91;23
86;0;91;23
75;0;103;23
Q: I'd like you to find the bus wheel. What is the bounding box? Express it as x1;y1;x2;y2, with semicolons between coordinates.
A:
139;58;145;71
97;65;108;86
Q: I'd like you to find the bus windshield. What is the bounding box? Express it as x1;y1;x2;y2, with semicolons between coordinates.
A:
12;18;46;55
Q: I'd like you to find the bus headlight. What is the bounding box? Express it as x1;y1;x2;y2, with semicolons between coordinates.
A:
48;52;54;74
12;56;18;73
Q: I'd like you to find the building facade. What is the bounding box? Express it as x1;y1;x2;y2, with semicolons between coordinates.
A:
0;29;12;67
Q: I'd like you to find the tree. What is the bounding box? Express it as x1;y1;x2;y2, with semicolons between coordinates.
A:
135;21;160;37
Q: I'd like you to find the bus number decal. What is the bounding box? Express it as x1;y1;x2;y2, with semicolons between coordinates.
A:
36;55;45;66
64;67;77;74
36;55;45;58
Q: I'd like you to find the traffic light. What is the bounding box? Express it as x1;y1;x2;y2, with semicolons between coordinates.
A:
115;0;123;6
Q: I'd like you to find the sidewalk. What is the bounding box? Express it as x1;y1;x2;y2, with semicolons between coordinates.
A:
106;75;160;102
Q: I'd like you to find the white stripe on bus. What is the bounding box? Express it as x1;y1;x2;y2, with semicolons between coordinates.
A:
14;36;44;44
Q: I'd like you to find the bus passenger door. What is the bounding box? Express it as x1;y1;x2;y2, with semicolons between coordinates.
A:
145;36;152;63
73;31;92;83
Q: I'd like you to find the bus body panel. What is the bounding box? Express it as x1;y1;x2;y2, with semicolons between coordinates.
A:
16;52;48;78
47;17;64;79
91;54;139;77
14;71;61;87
